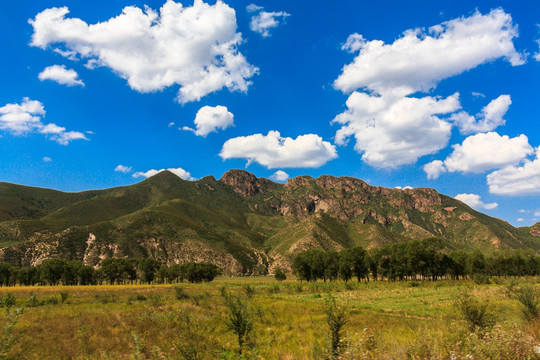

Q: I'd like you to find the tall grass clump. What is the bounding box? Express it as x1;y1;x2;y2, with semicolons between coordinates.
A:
513;286;539;322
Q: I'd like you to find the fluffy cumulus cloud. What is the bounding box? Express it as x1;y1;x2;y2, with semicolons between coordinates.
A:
424;160;447;180
38;65;84;86
30;0;258;103
487;147;540;195
451;95;511;134
114;165;132;173
183;105;234;137
425;132;533;178
270;170;289;182
42;156;52;162
333;92;460;168
455;193;498;210
334;9;524;95
332;10;524;169
132;167;195;180
247;4;290;37
0;98;87;145
220;130;337;168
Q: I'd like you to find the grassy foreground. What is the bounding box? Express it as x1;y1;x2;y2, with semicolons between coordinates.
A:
0;277;538;359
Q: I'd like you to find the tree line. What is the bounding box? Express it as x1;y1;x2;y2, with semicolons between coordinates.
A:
0;258;221;286
292;238;540;282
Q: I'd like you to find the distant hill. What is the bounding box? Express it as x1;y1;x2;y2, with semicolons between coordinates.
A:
0;169;538;274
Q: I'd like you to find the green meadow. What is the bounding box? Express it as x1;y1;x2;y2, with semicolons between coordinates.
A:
0;277;538;359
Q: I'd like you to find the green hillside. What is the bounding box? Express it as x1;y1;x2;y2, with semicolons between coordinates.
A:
0;169;538;274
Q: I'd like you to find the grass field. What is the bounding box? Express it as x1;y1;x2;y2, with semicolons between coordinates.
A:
0;277;538;359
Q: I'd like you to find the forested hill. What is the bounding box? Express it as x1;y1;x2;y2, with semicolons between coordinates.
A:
0;169;538;275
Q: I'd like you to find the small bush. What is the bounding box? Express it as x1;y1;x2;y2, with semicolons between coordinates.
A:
274;268;286;282
409;281;421;288
223;292;254;355
1;293;16;312
173;286;190;300
267;284;280;294
44;296;59;305
94;293;117;304
243;284;256;298
473;273;491;285
324;296;349;358
59;291;69;304
456;291;495;332
26;293;43;307
128;294;147;302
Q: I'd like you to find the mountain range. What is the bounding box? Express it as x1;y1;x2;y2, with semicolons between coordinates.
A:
0;169;538;274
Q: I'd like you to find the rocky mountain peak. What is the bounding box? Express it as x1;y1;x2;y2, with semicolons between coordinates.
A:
219;169;280;197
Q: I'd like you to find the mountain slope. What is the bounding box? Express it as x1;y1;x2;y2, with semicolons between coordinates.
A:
0;170;537;274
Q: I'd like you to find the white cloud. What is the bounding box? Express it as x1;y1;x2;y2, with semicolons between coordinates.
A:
220;130;337;168
42;156;52;162
424;160;447;180
535;210;540;217
168;122;175;127
472;92;486;98
270;170;289;182
442;132;533;174
248;5;290;37
334;9;524;96
451;95;511;134
114;165;132;173
516;218;524;222
333;92;460;168
30;0;258;103
395;185;413;190
455;193;498;210
246;4;263;13
38;65;84;86
0;98;88;145
184;105;234;137
518;209;527;213
132;167;195;180
487;147;540;195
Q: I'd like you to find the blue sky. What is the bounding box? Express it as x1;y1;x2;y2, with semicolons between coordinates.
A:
0;0;539;226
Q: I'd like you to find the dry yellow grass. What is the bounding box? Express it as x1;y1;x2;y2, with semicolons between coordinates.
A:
0;277;537;359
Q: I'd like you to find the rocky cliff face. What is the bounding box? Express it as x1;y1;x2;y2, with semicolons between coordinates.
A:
530;223;540;237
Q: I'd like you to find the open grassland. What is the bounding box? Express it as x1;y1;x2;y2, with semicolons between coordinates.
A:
0;277;538;359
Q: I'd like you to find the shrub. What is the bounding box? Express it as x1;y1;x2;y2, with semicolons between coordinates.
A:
223;292;253;355
0;294;16;312
473;273;491;285
456;291;495;332
59;291;69;304
173;286;190;300
274;268;286;282
243;284;256;298
26;293;43;307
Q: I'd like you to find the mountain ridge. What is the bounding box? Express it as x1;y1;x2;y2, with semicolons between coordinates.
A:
0;169;538;274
